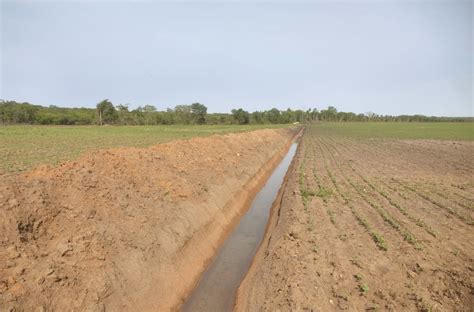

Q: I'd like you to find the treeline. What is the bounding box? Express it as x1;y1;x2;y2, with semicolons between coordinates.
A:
0;100;472;125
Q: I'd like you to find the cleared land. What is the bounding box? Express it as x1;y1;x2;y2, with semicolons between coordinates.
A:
237;123;474;311
0;124;287;174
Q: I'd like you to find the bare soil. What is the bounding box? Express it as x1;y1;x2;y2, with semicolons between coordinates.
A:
0;128;298;311
236;127;474;311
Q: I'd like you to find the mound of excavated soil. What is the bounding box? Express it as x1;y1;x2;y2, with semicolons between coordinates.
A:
0;128;298;311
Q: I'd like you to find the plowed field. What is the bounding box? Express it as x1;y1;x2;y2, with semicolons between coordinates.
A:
237;123;474;311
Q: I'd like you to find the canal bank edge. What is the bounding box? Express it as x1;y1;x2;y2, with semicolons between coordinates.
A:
234;131;304;312
174;127;303;310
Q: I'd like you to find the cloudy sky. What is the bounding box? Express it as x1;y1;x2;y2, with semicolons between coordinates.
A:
1;0;472;116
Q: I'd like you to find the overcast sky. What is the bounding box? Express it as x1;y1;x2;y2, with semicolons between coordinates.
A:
1;0;472;116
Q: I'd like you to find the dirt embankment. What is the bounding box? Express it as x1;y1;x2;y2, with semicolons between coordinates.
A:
235;129;474;311
0;127;299;311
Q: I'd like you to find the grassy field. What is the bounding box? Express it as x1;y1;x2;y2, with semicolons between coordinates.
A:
0;124;288;174
1;122;471;174
311;122;474;140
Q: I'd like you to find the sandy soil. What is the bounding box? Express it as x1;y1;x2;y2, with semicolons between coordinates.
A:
236;128;474;311
0;127;299;311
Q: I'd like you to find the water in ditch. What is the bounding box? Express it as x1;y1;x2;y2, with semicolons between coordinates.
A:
182;142;298;312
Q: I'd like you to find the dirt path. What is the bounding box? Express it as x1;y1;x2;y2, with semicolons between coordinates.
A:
0;127;299;311
235;126;474;311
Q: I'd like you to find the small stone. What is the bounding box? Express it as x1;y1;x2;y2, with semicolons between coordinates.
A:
9;282;26;295
14;267;25;276
7;276;16;285
366;304;380;310
8;199;19;208
415;263;423;272
87;210;96;219
48;274;61;282
57;243;73;256
0;281;8;293
329;299;334;305
92;303;106;312
5;261;15;268
7;246;20;260
291;231;299;239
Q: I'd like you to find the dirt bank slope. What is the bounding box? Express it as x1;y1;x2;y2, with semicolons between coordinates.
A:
0;127;298;311
235;128;473;311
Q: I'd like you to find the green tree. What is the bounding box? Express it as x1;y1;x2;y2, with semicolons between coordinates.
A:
251;111;265;124
96;99;118;125
231;108;250;124
173;105;192;124
266;108;281;124
190;103;207;124
143;105;157;113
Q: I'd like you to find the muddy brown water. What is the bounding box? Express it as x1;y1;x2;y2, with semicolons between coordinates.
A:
182;143;298;312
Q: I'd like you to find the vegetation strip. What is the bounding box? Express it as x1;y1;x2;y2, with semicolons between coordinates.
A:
325;139;438;238
392;178;474;226
323;136;457;237
319;138;421;249
316;136;388;250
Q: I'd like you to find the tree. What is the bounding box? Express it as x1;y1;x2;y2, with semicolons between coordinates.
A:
174;105;192;124
320;106;337;121
143;105;157;113
266;108;281;124
96;99;118;125
116;104;129;113
365;111;375;120
281;108;296;124
190;103;207;124
231;108;250;124
251;111;265;124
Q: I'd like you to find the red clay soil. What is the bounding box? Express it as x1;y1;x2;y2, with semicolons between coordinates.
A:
0;127;299;311
235;127;474;311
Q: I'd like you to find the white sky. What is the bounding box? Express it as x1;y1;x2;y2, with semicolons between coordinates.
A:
1;0;473;116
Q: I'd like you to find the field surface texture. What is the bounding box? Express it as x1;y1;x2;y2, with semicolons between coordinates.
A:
0;128;299;311
236;123;474;311
0;124;286;174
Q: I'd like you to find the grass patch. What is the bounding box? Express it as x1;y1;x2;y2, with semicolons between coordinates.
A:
0;124;288;173
308;122;474;141
358;283;369;294
315;186;332;202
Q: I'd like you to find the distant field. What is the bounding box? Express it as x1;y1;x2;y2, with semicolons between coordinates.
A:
311;122;474;140
0;124;288;174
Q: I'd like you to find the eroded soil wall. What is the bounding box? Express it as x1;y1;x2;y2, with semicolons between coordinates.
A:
0;127;299;311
